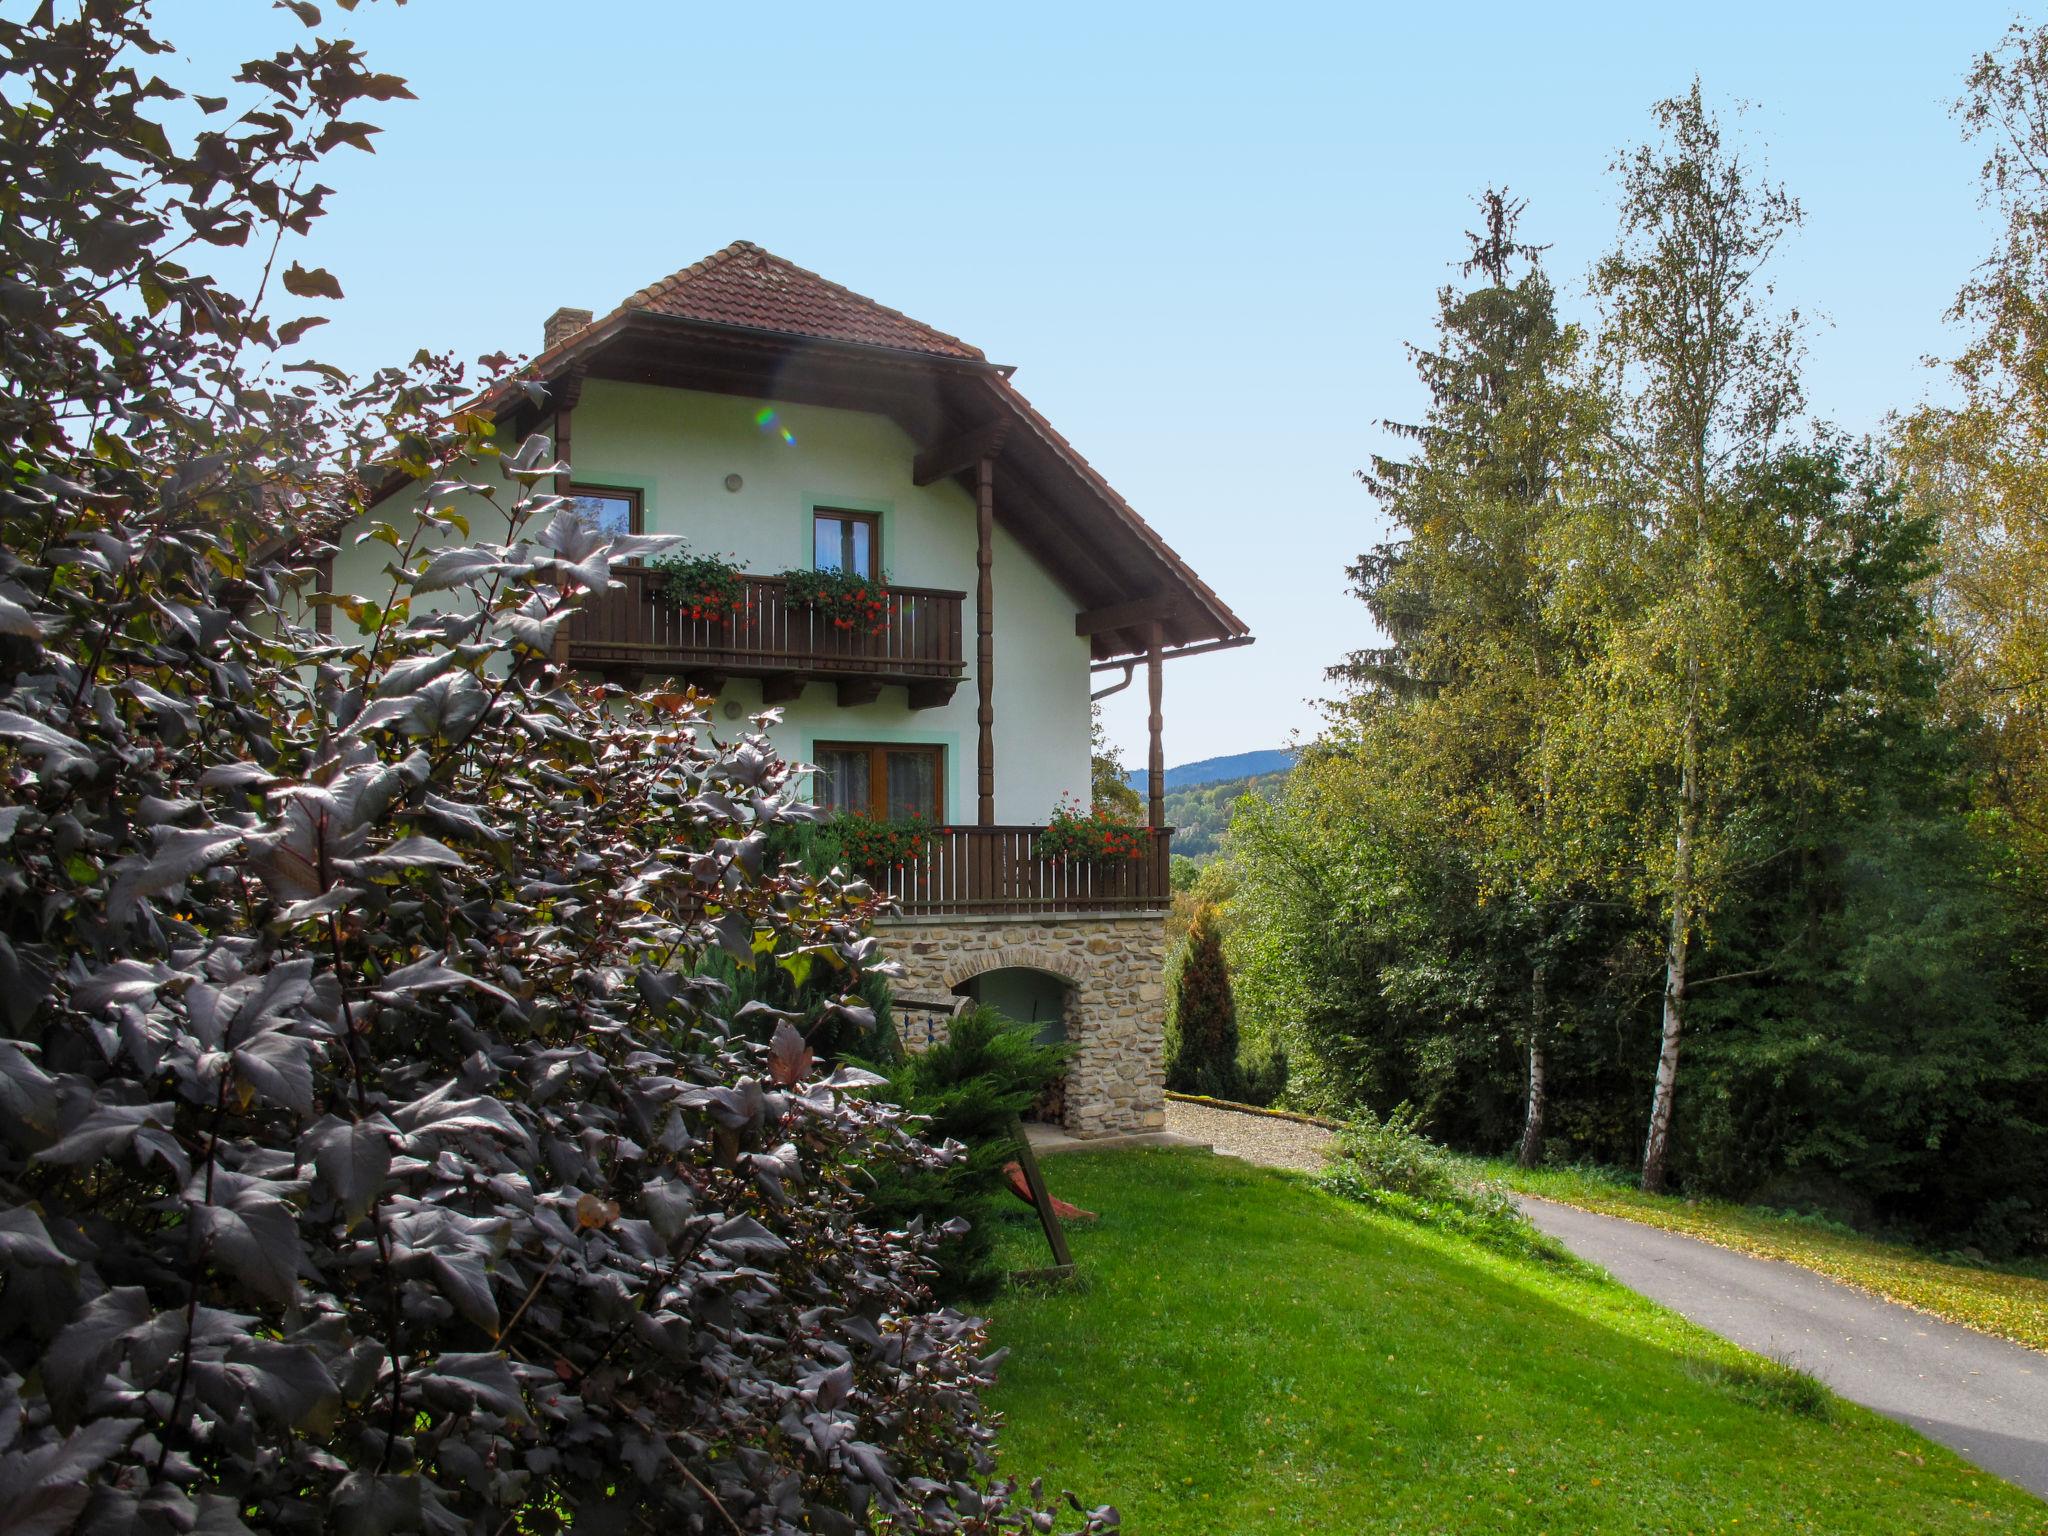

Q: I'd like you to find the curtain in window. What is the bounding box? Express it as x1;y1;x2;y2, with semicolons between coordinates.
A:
813;513;874;576
885;749;937;821
817;748;869;813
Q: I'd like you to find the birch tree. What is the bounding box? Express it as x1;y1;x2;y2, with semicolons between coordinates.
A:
1580;82;1804;1191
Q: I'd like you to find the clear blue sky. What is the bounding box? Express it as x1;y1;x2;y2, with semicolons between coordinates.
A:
162;1;2019;766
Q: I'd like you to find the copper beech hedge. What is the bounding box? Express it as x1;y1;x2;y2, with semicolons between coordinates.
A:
0;4;1113;1533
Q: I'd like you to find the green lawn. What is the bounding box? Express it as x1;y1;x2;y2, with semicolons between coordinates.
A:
983;1149;2048;1535
1486;1159;2048;1353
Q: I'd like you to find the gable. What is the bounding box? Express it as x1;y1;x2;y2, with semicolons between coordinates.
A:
377;242;1252;665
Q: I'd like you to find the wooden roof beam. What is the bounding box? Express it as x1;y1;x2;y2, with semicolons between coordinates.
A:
913;417;1010;487
1076;593;1179;637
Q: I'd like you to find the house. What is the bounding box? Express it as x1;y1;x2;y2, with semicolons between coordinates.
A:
329;242;1252;1134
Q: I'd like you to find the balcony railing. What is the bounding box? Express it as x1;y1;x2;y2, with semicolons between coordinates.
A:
560;566;965;703
864;825;1174;916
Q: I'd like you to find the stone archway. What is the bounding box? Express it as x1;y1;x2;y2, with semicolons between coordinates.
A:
948;957;1078;1124
938;944;1086;991
877;915;1168;1136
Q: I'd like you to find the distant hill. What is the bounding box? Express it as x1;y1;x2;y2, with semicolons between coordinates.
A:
1158;769;1292;863
1131;748;1295;796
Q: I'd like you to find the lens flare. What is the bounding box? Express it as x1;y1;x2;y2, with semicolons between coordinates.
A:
753;406;796;447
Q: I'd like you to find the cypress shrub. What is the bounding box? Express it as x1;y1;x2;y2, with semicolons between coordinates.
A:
1167;902;1250;1099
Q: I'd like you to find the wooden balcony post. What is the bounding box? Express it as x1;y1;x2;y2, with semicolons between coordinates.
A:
549;377;576;677
1146;618;1165;830
551;368;582;497
976;455;996;827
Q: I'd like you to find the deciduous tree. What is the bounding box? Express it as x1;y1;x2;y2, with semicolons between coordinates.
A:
1576;82;1806;1190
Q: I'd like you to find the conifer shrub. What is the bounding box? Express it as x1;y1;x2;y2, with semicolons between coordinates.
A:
861;1008;1071;1300
1166;902;1276;1101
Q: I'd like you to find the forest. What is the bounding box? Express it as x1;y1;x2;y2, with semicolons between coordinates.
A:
1208;40;2048;1259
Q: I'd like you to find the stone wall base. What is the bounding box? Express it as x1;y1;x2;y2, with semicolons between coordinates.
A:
875;912;1168;1136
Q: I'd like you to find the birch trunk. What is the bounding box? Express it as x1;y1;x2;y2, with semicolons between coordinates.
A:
1641;704;1699;1192
1523;933;1548;1171
1516;981;1548;1168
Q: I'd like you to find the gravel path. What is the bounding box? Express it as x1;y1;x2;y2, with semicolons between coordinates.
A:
1525;1197;2048;1500
1164;1099;1335;1173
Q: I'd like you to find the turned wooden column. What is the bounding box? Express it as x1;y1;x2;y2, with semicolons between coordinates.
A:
1146;619;1165;830
552;369;582;497
976;455;996;827
549;372;582;669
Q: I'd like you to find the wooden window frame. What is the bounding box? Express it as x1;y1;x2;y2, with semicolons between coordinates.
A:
313;555;334;638
815;740;944;823
567;483;644;537
813;507;880;577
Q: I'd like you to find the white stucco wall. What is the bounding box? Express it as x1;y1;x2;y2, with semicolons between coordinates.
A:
326;381;1093;823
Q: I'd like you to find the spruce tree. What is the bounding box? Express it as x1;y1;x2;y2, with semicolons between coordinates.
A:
1333;189;1597;1163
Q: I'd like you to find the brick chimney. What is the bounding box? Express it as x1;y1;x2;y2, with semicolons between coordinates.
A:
543;306;593;351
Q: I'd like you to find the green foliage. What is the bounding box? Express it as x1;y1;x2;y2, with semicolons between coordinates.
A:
861;1007;1071;1299
646;549;747;620
770;809;934;885
1035;795;1147;861
1685;1357;1837;1422
1320;1107;1560;1260
827;810;934;876
780;564;893;635
698;943;902;1063
1232;123;2048;1251
1089;704;1143;819
1323;1103;1463;1201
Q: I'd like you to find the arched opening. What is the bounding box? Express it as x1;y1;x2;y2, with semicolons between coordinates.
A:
952;965;1074;1124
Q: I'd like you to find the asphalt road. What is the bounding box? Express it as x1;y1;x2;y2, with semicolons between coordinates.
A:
1520;1196;2048;1501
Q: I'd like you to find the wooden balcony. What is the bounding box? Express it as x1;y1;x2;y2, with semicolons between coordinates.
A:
560;565;966;707
866;825;1174;917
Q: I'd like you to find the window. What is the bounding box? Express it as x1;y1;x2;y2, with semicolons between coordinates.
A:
815;741;942;822
568;484;641;539
813;508;878;577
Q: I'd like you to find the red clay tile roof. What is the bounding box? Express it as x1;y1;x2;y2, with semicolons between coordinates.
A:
473;243;1249;652
595;241;985;362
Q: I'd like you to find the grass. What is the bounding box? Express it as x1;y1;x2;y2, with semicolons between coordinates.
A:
1486;1159;2048;1353
982;1149;2048;1535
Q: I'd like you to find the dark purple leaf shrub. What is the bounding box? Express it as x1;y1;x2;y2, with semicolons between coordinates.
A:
0;6;1112;1532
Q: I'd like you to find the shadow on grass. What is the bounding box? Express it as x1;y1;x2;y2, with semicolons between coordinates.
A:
979;1148;2044;1536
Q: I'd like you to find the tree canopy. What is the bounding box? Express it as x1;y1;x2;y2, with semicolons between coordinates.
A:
1229;73;2048;1251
